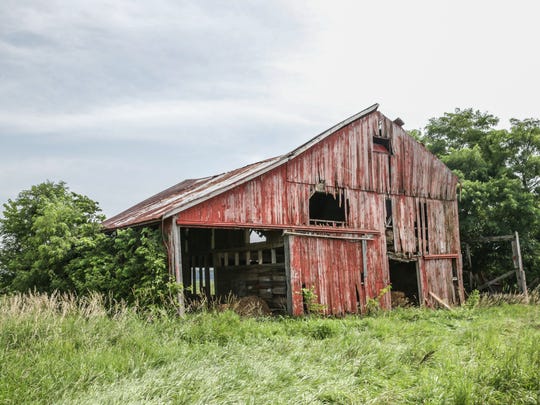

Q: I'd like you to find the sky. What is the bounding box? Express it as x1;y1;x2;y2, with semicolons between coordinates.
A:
1;0;539;218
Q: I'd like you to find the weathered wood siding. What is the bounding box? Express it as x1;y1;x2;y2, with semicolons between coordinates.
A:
286;233;389;315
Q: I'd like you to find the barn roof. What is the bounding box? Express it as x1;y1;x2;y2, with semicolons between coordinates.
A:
103;103;381;230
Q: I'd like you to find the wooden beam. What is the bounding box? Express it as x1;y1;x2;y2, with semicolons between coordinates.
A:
477;270;515;291
283;234;293;315
477;235;514;242
361;239;368;293
512;231;529;302
171;222;185;316
429;291;453;311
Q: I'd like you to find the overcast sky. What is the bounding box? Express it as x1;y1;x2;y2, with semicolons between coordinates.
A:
1;0;539;218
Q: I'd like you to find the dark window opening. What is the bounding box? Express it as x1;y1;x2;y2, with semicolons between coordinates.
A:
309;191;349;226
423;202;429;253
373;136;391;154
385;198;393;228
414;221;420;254
385;198;395;251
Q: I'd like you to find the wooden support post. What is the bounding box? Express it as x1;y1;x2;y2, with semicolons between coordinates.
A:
171;222;185;316
271;248;277;264
283;234;293;315
512;231;529;302
204;255;211;296
361;239;368;304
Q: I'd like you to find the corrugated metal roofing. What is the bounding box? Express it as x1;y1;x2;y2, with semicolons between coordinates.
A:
103;104;379;230
102;156;283;230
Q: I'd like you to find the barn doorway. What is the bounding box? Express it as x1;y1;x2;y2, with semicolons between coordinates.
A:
388;259;420;307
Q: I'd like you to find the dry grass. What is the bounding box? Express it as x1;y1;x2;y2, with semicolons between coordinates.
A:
0;290;131;320
478;287;540;306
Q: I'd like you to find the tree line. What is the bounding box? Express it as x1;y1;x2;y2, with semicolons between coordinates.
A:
0;108;538;300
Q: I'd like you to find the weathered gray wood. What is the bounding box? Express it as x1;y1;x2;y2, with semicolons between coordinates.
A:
465;243;472;269
478;235;514;242
477;270;515;291
415;260;424;307
429;291;453;311
512;231;528;302
171;222;185;316
271;248;277;264
204;255;211;296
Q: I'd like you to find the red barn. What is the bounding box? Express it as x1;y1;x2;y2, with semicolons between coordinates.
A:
103;104;464;315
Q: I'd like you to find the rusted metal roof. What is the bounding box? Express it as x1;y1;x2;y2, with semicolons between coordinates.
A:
102;156;283;230
103;104;381;230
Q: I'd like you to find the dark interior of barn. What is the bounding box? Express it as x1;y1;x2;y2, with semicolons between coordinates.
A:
389;259;420;307
182;227;287;312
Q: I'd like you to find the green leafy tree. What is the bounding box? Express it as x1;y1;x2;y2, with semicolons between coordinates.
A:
0;181;104;292
418;108;540;286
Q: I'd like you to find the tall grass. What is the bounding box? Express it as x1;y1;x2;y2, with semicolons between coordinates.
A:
1;292;539;404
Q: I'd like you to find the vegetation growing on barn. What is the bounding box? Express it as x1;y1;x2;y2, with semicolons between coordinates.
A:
0;181;172;305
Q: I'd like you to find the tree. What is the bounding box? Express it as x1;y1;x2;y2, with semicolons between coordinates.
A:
0;181;104;292
418;108;540;286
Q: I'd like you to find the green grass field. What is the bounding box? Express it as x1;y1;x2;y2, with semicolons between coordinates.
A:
1;293;539;404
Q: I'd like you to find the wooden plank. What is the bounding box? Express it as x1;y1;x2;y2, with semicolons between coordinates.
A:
478;235;514;242
284;234;297;315
429;291;453;311
512;231;529;302
477;270;515;291
171;221;185;316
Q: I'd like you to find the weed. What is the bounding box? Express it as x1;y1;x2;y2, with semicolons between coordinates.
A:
365;284;392;315
300;286;327;315
465;289;480;309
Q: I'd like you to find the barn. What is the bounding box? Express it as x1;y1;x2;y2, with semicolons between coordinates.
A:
103;104;464;315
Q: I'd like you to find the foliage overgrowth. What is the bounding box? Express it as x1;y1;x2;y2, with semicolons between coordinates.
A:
0;181;172;305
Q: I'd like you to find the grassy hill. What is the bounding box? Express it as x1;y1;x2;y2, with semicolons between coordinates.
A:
1;292;539;404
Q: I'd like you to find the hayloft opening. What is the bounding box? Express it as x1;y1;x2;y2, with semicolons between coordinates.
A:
373;136;391;153
309;191;348;226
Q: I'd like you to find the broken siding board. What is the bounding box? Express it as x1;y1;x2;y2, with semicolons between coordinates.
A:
425;259;456;306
